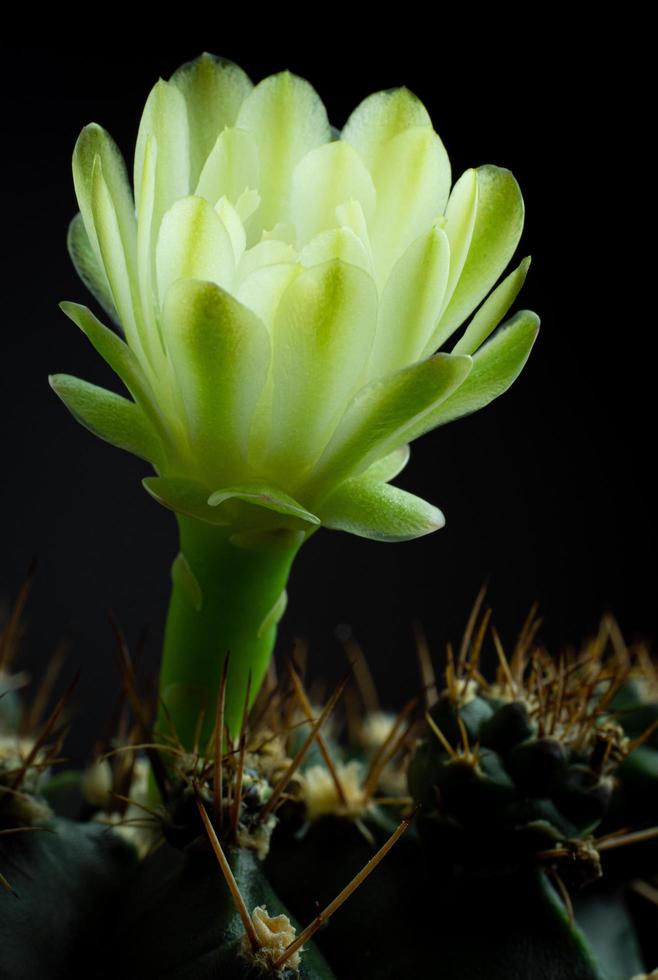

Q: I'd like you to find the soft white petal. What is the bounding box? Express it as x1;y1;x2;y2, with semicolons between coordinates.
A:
161;279;271;484
300;227;372;274
195;127;260;207
291;141;376;246
341;87;432;170
156;196;234;304
236;71;331;235
369;225;450;378
264;260;378;480
171;53;253;187
368;126;451;286
436;165;525;342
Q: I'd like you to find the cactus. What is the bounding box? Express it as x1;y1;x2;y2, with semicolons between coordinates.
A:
3;576;658;977
3;51;656;979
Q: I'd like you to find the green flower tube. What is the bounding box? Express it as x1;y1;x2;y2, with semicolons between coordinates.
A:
52;53;539;745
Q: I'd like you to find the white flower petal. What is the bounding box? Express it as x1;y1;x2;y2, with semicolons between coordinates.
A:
134;79;190;242
300;227;372;274
342;87;432;169
264;260;378;480
291;141;376;246
236;71;331;236
368;126;451;286
162;279;271;483
369;225;450;378
215;197;247;264
437;165;525;342
195;127;259;208
171;53;253;187
156;196;234;304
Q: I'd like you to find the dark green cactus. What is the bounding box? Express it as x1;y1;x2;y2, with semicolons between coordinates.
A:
2;585;658;979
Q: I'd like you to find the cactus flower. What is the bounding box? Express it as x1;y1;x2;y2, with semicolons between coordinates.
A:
52;54;539;741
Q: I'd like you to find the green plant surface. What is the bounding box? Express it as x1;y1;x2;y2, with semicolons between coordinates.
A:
105;840;336;979
265;815;607;979
0;818;136;980
574;888;646;980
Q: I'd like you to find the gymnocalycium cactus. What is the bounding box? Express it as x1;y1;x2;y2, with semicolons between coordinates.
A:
51;53;538;746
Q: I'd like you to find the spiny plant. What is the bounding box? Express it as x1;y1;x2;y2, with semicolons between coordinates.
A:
5;49;656;980
2;568;658;977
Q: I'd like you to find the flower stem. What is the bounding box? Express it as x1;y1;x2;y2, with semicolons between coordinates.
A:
157;515;303;749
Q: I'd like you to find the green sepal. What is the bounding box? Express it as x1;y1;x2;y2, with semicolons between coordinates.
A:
143;476;230;526
404;309;540;441
50;374;164;464
171;552;203;611
59;302;166;439
257;588;288;637
208;485;320;527
359;444;410;482
318;477;444;541
66;213;119;325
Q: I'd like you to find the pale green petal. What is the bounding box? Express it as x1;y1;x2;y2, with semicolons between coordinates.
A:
368;127;451;285
291;141;376;245
143;476;230;526
452;257;531;355
261;222;297;245
369;225;450;379
72;123;136;274
90;158;144;357
300;227;372;273
335;199;371;250
134;79;190;252
49;374;163;463
135;132;158;340
265;260;378;478
437;165;525;341
195;127;259;207
404;310;540;441
67;213;118;325
170;53;253;187
237;262;300;329
207;485;320;526
237;239;297;284
360;445;410;483
235;187;261;225
309;352;472;499
161;279;271;483
156;196;235;303
236;71;331;235
341;87;432;170
440;168;478;311
214;197;247;264
319;478;444;542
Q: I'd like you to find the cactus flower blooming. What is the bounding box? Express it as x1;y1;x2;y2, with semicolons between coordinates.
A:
54;53;538;544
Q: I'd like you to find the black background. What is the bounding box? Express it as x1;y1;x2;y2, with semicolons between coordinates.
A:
1;42;654;759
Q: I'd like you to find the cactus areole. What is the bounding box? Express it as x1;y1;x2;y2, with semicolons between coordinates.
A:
53;53;538;746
